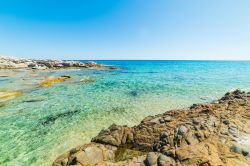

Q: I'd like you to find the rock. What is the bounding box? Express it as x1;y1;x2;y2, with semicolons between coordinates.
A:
0;90;23;102
35;64;47;70
72;146;104;165
53;90;250;166
23;97;46;102
40;109;81;126
153;143;161;151
0;55;114;70
228;126;239;138
53;143;117;166
177;125;188;135
157;154;175;166
62;61;74;67
129;90;138;97
223;119;230;125
39;75;71;87
114;147;146;161
231;145;242;154
85;61;97;67
80;76;95;83
159;119;165;123
109;66;118;70
149;117;162;124
242;149;249;156
231;144;249;156
92;124;132;147
27;63;37;68
145;152;158;166
164;116;172;122
192;118;199;125
61;75;71;79
160;132;169;143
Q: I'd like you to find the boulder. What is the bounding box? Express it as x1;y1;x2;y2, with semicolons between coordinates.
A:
72;146;104;165
145;152;158;166
157;154;175;166
92;124;133;147
85;61;97;67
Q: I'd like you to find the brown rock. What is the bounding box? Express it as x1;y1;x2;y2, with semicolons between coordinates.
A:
53;90;250;166
145;152;158;166
157;154;175;166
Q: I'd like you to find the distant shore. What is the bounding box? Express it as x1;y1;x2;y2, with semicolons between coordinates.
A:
0;55;117;103
0;55;117;70
53;90;250;166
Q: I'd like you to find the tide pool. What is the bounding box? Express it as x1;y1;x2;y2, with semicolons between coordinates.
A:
1;60;250;166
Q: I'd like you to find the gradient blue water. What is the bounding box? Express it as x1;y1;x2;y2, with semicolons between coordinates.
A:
0;61;250;166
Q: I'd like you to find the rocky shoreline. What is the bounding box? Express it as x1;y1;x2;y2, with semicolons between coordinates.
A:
0;55;116;70
0;56;117;103
53;90;250;166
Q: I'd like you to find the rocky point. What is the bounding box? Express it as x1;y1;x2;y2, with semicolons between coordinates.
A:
53;90;250;166
0;55;116;70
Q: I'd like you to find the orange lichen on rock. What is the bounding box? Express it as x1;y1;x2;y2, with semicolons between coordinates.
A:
0;90;23;102
40;75;71;87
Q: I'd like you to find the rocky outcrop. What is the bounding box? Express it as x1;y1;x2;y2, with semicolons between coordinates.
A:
0;56;115;70
53;90;250;166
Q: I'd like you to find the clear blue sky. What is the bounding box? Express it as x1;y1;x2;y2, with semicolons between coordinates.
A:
0;0;250;60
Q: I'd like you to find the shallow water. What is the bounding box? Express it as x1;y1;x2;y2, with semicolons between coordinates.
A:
0;60;250;166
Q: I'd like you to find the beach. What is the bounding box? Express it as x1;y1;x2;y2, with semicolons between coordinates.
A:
1;59;250;165
1;0;250;165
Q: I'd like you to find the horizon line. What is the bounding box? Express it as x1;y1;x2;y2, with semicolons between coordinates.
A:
1;54;250;61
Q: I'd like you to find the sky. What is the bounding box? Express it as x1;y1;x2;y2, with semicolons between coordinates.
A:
0;0;250;60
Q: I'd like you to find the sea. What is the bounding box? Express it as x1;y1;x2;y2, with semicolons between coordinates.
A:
0;60;250;165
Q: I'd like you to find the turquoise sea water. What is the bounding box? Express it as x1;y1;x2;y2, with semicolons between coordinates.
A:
1;60;250;166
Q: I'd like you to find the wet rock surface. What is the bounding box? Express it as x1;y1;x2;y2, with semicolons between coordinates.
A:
53;90;250;166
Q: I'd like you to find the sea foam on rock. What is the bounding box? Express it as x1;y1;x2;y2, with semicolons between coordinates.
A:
53;90;250;166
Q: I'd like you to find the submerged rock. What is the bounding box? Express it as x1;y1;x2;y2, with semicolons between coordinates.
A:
39;75;71;87
129;90;138;97
0;90;23;102
40;109;81;126
53;90;250;166
23;96;47;102
80;76;95;84
0;102;6;108
109;66;118;70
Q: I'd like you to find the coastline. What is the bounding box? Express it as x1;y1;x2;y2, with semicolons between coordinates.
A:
1;58;250;165
0;56;117;103
0;56;117;70
53;90;250;166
